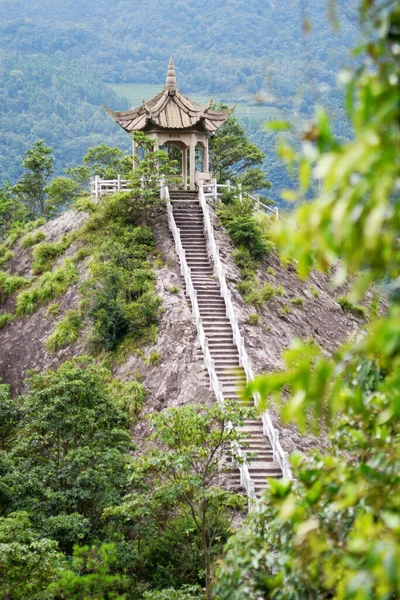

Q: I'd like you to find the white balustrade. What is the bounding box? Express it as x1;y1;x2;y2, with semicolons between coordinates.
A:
162;181;257;504
198;182;292;481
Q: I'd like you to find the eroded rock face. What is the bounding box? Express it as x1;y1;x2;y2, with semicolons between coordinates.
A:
0;202;363;455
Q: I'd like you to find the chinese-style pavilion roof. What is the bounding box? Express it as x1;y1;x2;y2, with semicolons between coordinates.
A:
104;58;234;133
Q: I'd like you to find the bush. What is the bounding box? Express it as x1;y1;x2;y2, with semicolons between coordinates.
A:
0;313;14;328
0;271;30;302
46;310;83;353
232;247;256;272
19;230;46;249
46;303;60;317
337;296;366;319
89;295;130;352
16;259;78;315
236;279;254;297
145;350;162;366
227;216;269;260
310;284;320;298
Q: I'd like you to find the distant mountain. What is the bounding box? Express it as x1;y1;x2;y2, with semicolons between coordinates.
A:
0;0;360;197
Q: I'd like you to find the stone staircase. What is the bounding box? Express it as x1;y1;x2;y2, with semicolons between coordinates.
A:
170;191;283;497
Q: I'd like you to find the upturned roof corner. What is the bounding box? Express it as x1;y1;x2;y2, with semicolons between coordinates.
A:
103;59;234;133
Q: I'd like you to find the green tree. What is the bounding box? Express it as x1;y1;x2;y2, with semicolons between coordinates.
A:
215;2;400;599
50;543;127;600
46;176;80;215
209;113;270;192
2;358;133;552
12;140;54;219
108;402;252;600
0;184;26;239
0;511;62;600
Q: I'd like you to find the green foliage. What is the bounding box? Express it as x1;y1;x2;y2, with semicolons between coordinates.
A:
46;303;60;317
145;351;162;366
0;512;62;600
246;313;260;326
107;402;251;600
0;312;14;329
0;247;14;267
19;229;46;248
11;140;54;220
32;238;72;274
50;543;127;600
45;309;83;353
143;586;203;600
217;4;400;597
46;176;80;214
244;282;284;308
16;259;78;315
1;358;132;552
337;295;366;319
218;198;270;261
309;284;320;298
279;305;293;315
0;271;30;302
291;296;304;308
210;115;269;192
84;221;160;352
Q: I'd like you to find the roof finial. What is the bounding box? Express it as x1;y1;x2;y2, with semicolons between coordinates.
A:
165;56;177;92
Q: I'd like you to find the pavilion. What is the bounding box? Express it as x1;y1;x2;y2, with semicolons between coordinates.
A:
104;58;234;190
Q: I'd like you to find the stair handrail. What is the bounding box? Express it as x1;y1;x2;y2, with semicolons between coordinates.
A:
198;182;292;480
163;183;256;503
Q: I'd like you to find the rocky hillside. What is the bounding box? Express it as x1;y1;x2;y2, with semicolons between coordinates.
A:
0;197;365;454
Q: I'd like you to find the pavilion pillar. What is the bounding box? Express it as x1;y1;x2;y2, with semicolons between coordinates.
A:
182;146;188;190
204;139;210;173
132;139;138;171
189;134;196;191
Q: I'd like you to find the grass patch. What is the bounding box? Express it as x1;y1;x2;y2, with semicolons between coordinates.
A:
0;313;14;328
46;303;60;317
291;296;304;308
32;237;72;274
19;230;46;249
45;309;83;353
3;218;46;248
167;285;180;294
145;350;162;366
0;271;30;303
16;259;78;316
246;313;260;326
0;247;14;267
280;306;293;316
337;296;366;319
310;284;320;298
267;266;275;276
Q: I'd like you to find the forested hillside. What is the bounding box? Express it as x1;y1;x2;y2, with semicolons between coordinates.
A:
0;0;359;198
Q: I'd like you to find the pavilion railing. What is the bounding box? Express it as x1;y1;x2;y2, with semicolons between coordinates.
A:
202;179;279;220
90;175;131;199
161;181;257;504
198;182;292;480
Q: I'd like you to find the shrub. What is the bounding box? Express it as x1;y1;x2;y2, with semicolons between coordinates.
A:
168;285;180;294
246;313;260;326
280;306;293;315
337;296;366;319
89;295;130;352
267;266;275;276
291;296;304;308
236;279;254;297
227;216;269;260
261;282;284;301
0;313;14;328
16;260;78;315
46;310;83;353
72;247;91;264
0;247;13;267
310;284;320;298
232;247;256;272
0;271;30;302
19;230;46;249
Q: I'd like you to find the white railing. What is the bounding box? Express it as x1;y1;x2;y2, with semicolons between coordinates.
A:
202;180;279;220
162;181;256;504
90;175;131;199
199;182;292;480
